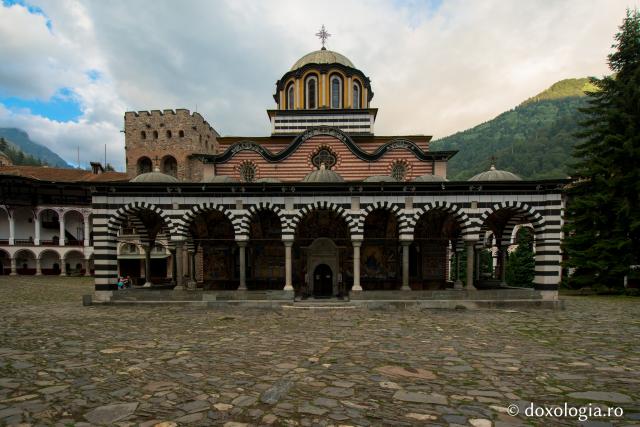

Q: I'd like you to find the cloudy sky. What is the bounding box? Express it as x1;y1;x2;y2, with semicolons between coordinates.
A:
0;0;636;170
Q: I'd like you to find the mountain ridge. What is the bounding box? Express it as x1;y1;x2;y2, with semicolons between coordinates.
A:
431;77;591;180
0;128;71;168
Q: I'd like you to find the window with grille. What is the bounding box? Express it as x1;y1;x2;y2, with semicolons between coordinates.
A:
391;162;407;181
239;162;257;182
311;149;337;169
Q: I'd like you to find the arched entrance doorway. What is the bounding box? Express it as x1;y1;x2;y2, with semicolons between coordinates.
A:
313;263;333;298
294;209;352;297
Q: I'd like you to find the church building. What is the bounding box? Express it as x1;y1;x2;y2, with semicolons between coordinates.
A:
88;32;566;302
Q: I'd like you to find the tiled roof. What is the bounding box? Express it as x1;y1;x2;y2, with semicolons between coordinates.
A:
0;165;129;183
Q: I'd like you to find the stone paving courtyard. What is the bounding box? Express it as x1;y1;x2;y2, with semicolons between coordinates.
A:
0;277;639;426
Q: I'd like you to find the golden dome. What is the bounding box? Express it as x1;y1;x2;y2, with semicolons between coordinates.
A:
290;48;355;71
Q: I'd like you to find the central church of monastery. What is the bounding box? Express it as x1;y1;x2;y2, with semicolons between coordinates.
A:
0;34;566;302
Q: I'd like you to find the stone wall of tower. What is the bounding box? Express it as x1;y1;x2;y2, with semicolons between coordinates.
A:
124;109;219;181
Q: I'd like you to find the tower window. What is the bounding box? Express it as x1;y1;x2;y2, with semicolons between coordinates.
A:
287;84;295;110
353;82;361;109
137;156;152;174
239;161;257;182
166;130;172;138
330;75;342;109
140;131;146;139
306;76;318;109
153;130;158;139
179;130;185;138
161;155;177;177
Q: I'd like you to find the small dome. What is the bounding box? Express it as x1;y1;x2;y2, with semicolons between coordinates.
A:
302;164;345;183
414;174;448;182
469;165;522;181
203;175;238;183
291;48;355;71
364;175;396;182
130;166;179;183
256;177;282;183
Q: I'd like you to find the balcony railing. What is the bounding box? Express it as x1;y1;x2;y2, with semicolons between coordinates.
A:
14;239;34;246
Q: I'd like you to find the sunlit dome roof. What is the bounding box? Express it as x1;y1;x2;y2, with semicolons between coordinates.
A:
130;167;179;183
469;165;522;181
364;175;396;182
414;174;448;182
203;175;238;183
291;48;355;71
302;164;345;183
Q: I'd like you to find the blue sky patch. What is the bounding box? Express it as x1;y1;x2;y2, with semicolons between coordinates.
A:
0;88;83;122
86;69;102;82
3;0;52;29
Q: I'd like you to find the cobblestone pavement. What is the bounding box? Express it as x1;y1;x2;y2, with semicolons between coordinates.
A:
0;277;639;427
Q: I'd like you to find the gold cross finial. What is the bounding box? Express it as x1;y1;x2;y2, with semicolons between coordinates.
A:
315;25;331;49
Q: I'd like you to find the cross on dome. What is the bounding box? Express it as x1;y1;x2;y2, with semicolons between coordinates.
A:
315;25;331;49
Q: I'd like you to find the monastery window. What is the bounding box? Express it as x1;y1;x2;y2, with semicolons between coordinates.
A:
179;130;185;138
311;148;337;169
330;75;342;109
124;243;138;254
140;131;146;139
287;84;295;110
239;161;257;183
166;130;172;138
391;161;407;181
353;82;361;109
305;76;318;109
137;156;152;174
162;155;178;177
153;130;158;139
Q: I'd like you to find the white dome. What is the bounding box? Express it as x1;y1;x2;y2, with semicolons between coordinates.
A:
469;165;522;181
302;164;345;183
130;166;179;183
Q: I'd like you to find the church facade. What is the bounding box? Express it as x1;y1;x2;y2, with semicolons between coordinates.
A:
89;44;565;301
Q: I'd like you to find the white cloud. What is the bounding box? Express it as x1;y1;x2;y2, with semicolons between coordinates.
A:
0;0;637;170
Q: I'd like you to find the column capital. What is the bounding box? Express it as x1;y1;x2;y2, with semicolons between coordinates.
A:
351;239;363;247
400;240;412;246
399;233;414;243
283;239;294;247
237;241;248;248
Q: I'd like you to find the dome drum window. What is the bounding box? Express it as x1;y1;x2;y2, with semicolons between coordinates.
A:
305;76;318;109
287;84;295;110
353;81;361;109
330;75;342;109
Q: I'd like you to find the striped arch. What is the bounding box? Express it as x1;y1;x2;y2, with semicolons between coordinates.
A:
179;203;240;238
479;201;545;237
290;201;358;238
106;202;176;239
406;201;472;238
508;223;535;245
361;201;408;234
239;202;287;237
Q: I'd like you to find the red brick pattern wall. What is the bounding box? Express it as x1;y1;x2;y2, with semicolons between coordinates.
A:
215;136;433;182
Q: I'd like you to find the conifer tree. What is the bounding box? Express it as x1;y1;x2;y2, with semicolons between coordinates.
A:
506;228;535;287
564;9;640;288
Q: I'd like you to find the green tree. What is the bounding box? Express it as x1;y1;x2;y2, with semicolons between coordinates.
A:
564;9;640;289
506;228;535;287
